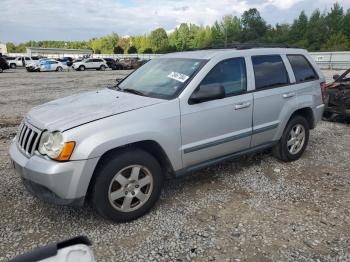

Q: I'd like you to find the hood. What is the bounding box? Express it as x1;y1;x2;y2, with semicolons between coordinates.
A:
26;88;164;131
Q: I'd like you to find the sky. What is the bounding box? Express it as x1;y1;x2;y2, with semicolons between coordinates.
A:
1;0;350;43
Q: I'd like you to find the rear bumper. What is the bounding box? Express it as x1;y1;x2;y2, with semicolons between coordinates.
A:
314;104;325;124
9;141;99;206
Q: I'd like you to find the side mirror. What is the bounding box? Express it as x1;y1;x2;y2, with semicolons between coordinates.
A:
333;74;340;81
189;84;225;104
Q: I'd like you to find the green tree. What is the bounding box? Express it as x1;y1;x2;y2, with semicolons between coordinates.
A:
149;28;169;53
322;32;349;51
241;8;267;42
305;9;327;51
289;11;308;43
143;48;153;54
6;42;17;53
113;45;124;54
128;46;137;54
342;9;350;38
325;3;344;35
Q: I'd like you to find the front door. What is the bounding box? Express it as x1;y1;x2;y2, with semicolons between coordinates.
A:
180;57;253;167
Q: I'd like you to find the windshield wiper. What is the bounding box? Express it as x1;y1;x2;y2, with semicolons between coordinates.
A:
122;88;146;96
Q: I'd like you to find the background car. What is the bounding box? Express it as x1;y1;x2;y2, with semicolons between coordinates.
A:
0;56;10;73
72;58;108;71
103;58;117;70
8;56;40;68
26;59;67;72
57;57;73;67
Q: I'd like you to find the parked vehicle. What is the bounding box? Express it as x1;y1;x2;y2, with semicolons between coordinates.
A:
115;57;145;70
57;57;73;67
26;59;67;72
9;46;325;222
323;68;350;121
8;56;40;68
103;58;118;70
72;58;108;71
0;56;10;73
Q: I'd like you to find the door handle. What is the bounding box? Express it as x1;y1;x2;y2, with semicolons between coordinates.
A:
282;92;296;98
234;102;251;110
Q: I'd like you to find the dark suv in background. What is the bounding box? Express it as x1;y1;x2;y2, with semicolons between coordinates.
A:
103;58;118;70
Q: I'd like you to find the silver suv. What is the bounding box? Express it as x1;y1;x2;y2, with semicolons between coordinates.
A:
10;47;325;222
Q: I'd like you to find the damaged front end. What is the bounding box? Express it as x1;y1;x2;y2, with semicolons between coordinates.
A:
323;68;350;122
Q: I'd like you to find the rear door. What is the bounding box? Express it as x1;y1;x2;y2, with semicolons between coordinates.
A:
181;57;253;167
286;54;321;105
85;59;94;69
251;55;292;146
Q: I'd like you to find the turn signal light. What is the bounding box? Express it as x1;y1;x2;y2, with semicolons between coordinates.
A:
55;142;75;161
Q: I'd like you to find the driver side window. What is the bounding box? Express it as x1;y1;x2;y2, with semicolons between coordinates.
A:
201;57;247;96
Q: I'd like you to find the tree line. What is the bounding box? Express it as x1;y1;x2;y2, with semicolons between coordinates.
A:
5;3;350;54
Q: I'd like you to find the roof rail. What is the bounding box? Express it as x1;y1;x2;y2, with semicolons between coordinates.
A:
185;43;300;51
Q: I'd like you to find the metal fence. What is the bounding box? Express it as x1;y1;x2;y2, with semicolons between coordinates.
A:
6;51;350;68
309;51;350;69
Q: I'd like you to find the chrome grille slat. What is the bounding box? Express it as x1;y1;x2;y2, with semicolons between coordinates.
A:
25;131;34;152
16;122;41;156
19;126;27;145
21;128;30;149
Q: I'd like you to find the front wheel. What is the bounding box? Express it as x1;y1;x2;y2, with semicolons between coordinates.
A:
79;65;85;71
273;115;309;162
56;66;63;72
99;65;106;71
10;63;16;69
0;68;3;73
90;149;163;222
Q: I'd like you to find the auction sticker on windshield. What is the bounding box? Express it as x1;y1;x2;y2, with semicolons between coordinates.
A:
168;72;189;83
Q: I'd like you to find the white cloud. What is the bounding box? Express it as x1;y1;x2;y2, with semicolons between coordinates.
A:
0;0;349;42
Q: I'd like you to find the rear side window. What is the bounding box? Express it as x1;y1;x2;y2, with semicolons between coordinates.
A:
252;55;289;90
287;55;318;82
201;58;247;96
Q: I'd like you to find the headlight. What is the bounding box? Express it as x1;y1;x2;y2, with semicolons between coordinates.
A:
38;131;64;159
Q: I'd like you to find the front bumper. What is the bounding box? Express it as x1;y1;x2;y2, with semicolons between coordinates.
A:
9;141;99;206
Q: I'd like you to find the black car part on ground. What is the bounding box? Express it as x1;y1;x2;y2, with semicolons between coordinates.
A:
323;68;350;122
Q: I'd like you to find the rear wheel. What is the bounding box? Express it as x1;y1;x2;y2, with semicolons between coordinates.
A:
90;149;163;222
56;66;63;72
79;65;85;71
273;115;309;162
0;68;3;73
10;63;16;69
100;65;106;71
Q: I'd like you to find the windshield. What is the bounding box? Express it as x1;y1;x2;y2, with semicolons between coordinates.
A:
118;58;206;99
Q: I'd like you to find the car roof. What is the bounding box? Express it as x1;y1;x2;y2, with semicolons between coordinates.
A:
161;48;307;60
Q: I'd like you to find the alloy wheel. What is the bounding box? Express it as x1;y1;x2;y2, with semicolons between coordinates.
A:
287;124;305;155
108;165;153;212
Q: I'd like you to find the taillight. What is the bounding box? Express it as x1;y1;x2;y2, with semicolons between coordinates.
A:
320;82;327;103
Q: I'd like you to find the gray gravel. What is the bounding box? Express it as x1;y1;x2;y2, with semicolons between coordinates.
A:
0;68;350;261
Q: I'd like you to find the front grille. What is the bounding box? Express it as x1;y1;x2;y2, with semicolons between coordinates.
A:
17;122;41;156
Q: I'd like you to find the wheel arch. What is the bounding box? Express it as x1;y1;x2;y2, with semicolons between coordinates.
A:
85;140;175;201
289;107;315;129
275;106;315;141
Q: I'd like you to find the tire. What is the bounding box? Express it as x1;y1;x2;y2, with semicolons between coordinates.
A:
90;148;163;222
100;65;106;71
0;68;3;73
10;63;16;69
79;65;85;71
273;115;309;162
56;66;63;72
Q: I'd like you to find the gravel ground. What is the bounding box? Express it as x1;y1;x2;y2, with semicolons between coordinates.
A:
0;68;349;261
